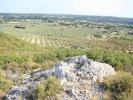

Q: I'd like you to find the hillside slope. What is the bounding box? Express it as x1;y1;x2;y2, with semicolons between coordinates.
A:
0;32;43;51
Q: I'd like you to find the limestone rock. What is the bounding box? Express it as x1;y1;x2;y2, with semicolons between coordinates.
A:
4;55;115;100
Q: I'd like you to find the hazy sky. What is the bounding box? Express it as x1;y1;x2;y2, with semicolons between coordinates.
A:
0;0;133;18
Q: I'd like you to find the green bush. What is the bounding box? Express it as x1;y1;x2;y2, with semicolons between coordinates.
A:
0;71;13;92
33;75;62;100
103;72;133;100
0;55;28;66
86;48;133;71
86;48;104;61
33;48;86;63
0;46;132;73
32;47;133;71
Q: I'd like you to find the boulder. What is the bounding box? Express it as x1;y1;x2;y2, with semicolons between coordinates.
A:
4;55;115;100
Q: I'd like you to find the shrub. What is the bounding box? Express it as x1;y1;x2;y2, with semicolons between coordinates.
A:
0;55;28;66
0;71;13;92
86;48;104;61
33;48;86;63
42;60;57;69
33;75;62;100
86;48;133;71
103;72;133;100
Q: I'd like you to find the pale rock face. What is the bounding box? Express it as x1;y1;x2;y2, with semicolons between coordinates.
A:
5;55;115;100
88;61;115;82
41;55;115;82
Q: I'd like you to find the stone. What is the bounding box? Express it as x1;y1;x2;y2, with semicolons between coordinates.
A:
4;55;115;100
22;75;32;84
78;55;90;65
65;89;76;98
5;86;23;100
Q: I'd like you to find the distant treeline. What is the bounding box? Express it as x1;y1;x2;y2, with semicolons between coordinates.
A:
1;13;133;25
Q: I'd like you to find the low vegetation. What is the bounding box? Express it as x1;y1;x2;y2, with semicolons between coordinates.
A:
0;32;44;51
33;47;133;72
103;72;133;100
0;71;13;92
0;55;28;67
0;37;132;72
33;75;62;100
87;48;133;71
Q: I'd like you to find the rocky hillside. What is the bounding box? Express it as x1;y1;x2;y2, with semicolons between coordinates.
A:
4;55;115;100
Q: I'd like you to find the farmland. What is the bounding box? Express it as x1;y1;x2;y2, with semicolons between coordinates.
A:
0;19;133;51
0;21;102;48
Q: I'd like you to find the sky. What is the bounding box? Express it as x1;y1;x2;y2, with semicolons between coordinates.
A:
0;0;133;18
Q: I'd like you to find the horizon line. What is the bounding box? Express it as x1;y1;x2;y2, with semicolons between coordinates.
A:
0;12;133;19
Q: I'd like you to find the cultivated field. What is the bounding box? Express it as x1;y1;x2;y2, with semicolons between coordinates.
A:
0;21;133;50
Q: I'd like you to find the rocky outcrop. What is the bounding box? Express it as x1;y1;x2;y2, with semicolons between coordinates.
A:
4;55;115;100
